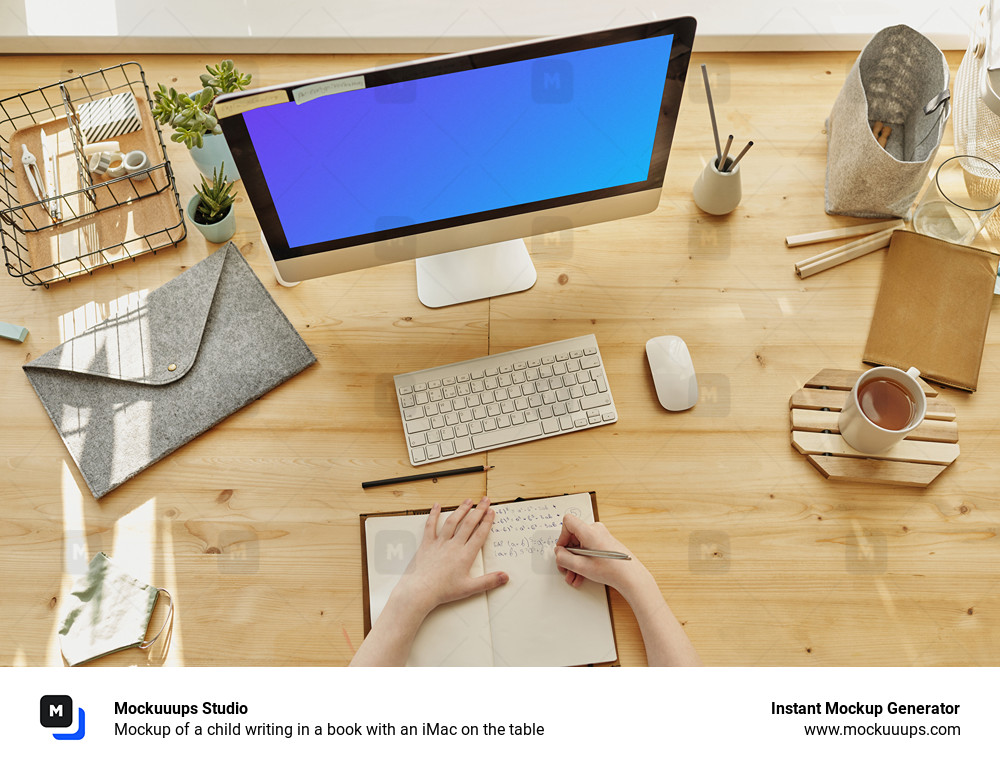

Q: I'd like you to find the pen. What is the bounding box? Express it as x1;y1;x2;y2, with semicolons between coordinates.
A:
565;547;631;560
362;464;493;489
701;64;722;164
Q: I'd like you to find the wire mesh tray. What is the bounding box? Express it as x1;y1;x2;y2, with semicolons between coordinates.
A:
0;62;186;287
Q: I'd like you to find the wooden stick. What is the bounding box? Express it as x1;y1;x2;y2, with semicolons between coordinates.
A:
795;230;894;278
785;219;901;247
794;228;899;271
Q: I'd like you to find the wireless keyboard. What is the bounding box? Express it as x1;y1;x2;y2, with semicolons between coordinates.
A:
393;334;617;466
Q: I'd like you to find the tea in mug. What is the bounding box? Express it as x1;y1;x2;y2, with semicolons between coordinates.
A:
857;377;916;431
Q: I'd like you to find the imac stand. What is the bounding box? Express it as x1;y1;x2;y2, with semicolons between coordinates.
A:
261;232;301;288
415;239;537;308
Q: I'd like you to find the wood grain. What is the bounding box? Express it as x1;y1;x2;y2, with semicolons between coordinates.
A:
3;50;1000;668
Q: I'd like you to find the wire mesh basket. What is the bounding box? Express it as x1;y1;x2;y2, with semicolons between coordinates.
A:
0;62;185;287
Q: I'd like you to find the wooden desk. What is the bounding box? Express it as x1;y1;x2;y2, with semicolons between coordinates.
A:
2;50;997;667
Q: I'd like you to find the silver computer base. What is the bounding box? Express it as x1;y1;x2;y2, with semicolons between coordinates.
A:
415;239;537;308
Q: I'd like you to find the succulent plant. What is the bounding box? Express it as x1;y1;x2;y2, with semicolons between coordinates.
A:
193;163;237;225
152;60;252;150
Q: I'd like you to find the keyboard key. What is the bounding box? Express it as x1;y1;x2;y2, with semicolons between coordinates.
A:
602;412;616;422
498;374;512;386
507;386;520;400
427;430;441;443
471;380;485;393
581;393;612;410
455;423;469;437
555;353;569;362
576;371;591;385
457;373;470;383
521;383;535;396
567;359;581;373
536;379;550;393
445;413;459;426
511;412;525;425
485;377;498;389
457;383;470;396
556;389;570;402
569;385;583;398
542;418;560;434
426;444;441;460
511;371;525;384
583;381;598;396
429;389;443;401
429;379;441;388
542;356;555;365
409;433;427;447
594;373;608;393
481;391;496;404
515;397;529;410
411;446;426;462
401;394;415;407
442;376;456;386
559;415;573;430
431;415;444;429
441;441;455;457
525;368;539;381
471;369;485;379
487;403;501;417
454;398;467;410
439;401;453;414
528;394;542;407
528;359;541;367
553;362;567;375
587;411;602;424
483;418;497;431
570;350;584;359
403;406;423;420
562;374;576;387
443;385;457;398
584;347;597;355
455;436;472;453
553;403;567;416
501;401;515;414
574;417;587;427
486;367;499;376
514;361;527;370
441;426;455;439
499;364;512;374
473;406;487;419
567;400;581;413
415;391;429;405
581;357;600;369
466;394;480;407
539;405;553;418
549;378;563;390
469;421;484;434
398;385;413;395
408;417;431;432
496;414;511;428
542;392;556;405
472;422;542;449
414;382;427;391
540;365;553;377
459;411;473;423
525;410;539;422
495;389;509;402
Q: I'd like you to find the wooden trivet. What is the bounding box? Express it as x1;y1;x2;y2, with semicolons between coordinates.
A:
789;369;959;487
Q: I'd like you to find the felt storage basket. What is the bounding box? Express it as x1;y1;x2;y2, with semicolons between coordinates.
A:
825;25;950;219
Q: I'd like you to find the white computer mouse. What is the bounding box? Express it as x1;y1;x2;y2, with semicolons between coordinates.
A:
645;335;698;411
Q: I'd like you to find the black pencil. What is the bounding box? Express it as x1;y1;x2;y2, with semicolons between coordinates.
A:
362;465;493;489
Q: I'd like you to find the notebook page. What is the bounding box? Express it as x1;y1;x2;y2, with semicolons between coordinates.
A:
365;512;494;666
482;493;617;667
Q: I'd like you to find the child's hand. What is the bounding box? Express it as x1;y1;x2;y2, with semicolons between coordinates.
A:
395;497;508;615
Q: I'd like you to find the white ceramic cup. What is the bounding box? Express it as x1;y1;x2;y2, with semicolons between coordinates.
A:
838;366;926;454
692;154;741;215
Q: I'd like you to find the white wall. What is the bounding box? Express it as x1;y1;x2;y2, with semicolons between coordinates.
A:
0;0;982;53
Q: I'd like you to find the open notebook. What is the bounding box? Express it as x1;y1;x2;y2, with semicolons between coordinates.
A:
361;492;618;667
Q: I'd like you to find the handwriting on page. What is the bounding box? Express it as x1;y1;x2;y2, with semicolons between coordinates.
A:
489;502;582;560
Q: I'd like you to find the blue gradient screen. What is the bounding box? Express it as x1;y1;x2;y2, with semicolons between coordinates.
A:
243;34;674;248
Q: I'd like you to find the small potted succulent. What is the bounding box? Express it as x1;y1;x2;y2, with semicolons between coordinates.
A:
152;60;251;180
187;163;238;243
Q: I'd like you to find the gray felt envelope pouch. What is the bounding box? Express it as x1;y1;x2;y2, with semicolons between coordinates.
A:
24;243;316;499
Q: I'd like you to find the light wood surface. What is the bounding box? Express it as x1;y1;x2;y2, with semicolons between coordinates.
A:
3;50;999;668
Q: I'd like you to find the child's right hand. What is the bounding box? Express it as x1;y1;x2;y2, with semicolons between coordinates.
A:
554;514;650;598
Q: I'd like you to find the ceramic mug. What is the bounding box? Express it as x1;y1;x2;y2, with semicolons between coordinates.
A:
838;366;926;454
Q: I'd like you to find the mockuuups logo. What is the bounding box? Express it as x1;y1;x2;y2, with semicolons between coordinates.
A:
40;695;86;740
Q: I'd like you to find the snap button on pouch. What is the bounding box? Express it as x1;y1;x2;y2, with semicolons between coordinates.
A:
167;363;176;371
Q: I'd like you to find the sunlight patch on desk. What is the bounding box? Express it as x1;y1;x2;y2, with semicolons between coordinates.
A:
57;289;148;343
153;499;184;666
110;498;156;584
55;461;87;664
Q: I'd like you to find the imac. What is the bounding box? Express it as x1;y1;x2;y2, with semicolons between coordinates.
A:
215;18;696;307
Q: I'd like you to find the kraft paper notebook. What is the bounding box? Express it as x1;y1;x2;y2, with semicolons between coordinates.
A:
23;243;316;498
361;492;618;667
863;230;998;392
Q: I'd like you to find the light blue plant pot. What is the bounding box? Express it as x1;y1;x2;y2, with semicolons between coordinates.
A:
189;131;239;181
187;194;236;243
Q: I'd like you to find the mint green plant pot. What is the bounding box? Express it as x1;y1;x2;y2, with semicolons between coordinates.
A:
187;194;236;243
189;131;239;181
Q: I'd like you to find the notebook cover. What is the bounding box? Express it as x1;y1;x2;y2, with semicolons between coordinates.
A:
862;230;999;391
359;492;619;666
